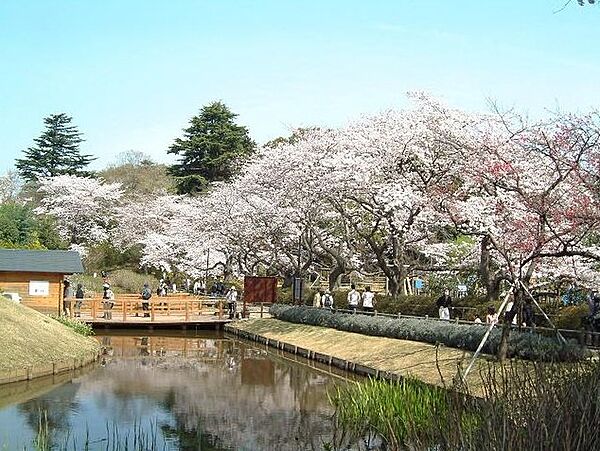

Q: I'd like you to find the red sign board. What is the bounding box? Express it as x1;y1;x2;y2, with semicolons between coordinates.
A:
243;276;278;303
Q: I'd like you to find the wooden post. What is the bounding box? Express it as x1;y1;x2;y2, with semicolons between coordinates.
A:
58;277;64;316
185;301;190;322
69;300;73;319
167;299;171;316
218;301;223;319
260;303;264;318
91;298;96;319
151;302;155;321
123;300;127;322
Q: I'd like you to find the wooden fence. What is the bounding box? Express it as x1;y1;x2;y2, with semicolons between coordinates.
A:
57;294;273;323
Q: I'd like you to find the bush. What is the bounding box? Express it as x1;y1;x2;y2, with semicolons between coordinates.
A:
71;270;159;295
554;304;589;330
50;315;94;336
269;305;590;362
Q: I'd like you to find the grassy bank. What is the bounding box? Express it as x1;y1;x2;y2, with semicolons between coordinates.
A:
228;318;484;388
0;298;100;375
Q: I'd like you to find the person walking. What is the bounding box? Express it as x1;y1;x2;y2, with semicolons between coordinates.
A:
362;286;375;313
74;283;85;317
347;284;361;312
436;289;452;320
63;280;74;317
141;282;152;317
226;286;238;319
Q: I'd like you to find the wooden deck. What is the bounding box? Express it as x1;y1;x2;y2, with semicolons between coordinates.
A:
30;294;272;329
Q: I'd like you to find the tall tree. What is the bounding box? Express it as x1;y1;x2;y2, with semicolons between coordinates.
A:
0;202;65;249
15;113;95;182
168;101;256;194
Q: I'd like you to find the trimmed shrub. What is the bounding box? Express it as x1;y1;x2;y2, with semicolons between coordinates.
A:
269;305;590;362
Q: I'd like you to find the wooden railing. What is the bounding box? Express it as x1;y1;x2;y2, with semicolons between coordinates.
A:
63;294;228;322
58;294;274;323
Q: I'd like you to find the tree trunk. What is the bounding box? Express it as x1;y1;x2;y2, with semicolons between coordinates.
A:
497;322;510;362
497;285;522;361
480;235;500;302
328;265;345;291
387;274;401;298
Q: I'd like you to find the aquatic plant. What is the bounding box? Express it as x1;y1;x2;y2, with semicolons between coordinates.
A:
330;360;600;450
270;304;590;361
329;377;451;449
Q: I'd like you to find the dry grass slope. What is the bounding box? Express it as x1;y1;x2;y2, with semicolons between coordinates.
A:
0;298;100;372
231;318;488;388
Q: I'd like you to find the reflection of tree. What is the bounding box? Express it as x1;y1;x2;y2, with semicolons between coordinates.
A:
159;388;231;451
8;333;359;450
17;382;80;448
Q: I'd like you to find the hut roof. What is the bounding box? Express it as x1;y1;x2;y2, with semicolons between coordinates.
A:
0;249;84;274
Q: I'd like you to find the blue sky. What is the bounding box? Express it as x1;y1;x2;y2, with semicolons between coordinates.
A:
1;0;598;173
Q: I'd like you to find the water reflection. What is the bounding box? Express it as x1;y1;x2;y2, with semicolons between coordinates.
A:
0;331;355;450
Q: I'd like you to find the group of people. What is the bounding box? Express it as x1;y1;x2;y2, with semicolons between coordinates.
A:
313;284;376;312
62;280;86;317
436;288;539;328
471;297;535;327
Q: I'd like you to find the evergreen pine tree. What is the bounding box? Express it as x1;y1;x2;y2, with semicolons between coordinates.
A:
15;113;95;182
167;101;256;194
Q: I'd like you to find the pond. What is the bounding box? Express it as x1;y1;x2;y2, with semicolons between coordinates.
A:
0;330;361;450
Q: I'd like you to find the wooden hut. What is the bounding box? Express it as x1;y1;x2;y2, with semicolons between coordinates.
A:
0;249;84;314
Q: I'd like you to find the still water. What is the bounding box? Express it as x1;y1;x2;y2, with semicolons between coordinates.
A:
0;331;356;450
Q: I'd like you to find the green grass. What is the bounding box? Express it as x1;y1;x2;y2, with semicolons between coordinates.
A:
49;315;94;336
330;377;451;449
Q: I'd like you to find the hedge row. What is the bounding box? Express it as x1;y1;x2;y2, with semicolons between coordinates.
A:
269;305;590;362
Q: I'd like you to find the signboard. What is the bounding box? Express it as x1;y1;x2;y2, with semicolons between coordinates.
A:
29;280;50;296
243;276;278;303
293;277;303;303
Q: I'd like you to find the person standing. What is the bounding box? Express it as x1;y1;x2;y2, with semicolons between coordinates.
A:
102;283;115;320
347;284;361;312
63;280;74;316
74;283;85;317
486;306;498;325
436;289;452;320
523;297;535;327
362;286;375;313
141;282;152;317
321;290;334;310
313;289;322;308
226;286;238;319
504;295;518;325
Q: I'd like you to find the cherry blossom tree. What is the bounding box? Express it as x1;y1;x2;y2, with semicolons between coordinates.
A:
35;175;123;253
